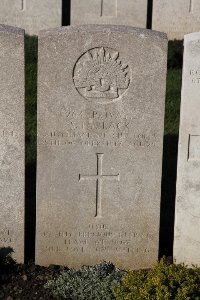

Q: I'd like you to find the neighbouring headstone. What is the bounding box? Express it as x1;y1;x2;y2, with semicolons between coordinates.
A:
0;25;24;263
174;32;200;266
153;0;200;40
71;0;147;28
0;0;62;35
36;25;167;269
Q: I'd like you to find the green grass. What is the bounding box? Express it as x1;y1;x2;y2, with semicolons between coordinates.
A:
165;69;182;135
25;35;37;164
167;41;183;69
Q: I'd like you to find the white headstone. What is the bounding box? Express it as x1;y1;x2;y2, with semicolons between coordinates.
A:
174;32;200;266
0;25;24;263
36;25;167;269
0;0;62;35
71;0;147;28
153;0;200;40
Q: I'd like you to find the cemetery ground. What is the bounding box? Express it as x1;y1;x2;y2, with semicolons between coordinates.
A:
1;37;200;299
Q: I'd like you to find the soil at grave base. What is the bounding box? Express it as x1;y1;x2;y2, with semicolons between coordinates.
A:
0;261;66;300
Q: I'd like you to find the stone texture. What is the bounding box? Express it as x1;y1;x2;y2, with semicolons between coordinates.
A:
0;0;62;36
71;0;147;28
36;25;167;269
153;0;200;40
174;32;200;266
0;25;24;263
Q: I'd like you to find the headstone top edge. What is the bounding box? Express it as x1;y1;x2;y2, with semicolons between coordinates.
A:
39;25;167;40
184;32;200;42
0;24;25;35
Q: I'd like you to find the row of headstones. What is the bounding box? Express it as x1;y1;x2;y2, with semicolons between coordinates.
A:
0;0;199;40
0;23;199;269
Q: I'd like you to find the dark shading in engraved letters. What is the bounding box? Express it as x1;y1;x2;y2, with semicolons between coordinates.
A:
79;153;120;217
73;47;131;103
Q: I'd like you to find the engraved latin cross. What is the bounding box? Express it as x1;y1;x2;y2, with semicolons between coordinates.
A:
21;0;26;10
189;0;197;12
79;153;120;218
101;0;117;17
189;0;192;12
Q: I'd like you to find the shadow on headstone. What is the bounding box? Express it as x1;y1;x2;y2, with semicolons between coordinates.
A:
159;135;178;258
62;0;71;26
25;35;38;263
147;0;153;29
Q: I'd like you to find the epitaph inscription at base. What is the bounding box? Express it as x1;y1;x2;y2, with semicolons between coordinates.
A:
174;33;200;266
36;25;167;269
0;25;24;263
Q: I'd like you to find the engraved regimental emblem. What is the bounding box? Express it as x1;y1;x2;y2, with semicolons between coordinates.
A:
73;47;131;103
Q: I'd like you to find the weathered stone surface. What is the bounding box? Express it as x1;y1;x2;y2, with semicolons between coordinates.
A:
174;32;200;266
0;25;24;263
71;0;147;28
0;0;62;35
36;25;167;269
153;0;200;40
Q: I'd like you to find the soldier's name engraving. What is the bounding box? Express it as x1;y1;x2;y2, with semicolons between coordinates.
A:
42;109;157;148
